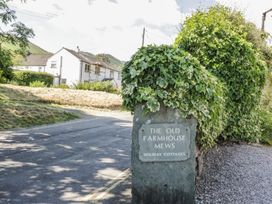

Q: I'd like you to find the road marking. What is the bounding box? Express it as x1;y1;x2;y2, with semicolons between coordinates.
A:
81;168;131;202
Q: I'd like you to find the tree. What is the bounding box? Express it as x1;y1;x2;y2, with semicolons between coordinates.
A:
0;0;34;80
209;5;272;69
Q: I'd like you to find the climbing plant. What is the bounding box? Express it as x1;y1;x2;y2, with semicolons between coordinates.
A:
122;45;227;149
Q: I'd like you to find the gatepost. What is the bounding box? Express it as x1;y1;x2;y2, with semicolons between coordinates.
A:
131;105;197;204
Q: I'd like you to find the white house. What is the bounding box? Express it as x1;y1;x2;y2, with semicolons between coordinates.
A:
45;48;122;87
13;54;52;72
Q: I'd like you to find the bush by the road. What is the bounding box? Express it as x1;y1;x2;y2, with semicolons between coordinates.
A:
52;84;70;89
174;5;267;144
29;81;46;87
0;70;6;83
259;110;272;145
260;72;272;145
13;70;54;87
75;81;118;93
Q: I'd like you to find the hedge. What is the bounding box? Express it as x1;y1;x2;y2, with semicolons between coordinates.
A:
122;45;228;149
174;5;267;143
13;70;54;87
74;81;118;93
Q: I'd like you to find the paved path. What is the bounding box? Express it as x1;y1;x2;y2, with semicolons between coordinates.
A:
0;111;132;204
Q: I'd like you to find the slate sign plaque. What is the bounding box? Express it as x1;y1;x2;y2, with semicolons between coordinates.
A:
139;123;191;162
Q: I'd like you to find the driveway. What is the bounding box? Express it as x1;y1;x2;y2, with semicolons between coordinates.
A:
0;111;132;204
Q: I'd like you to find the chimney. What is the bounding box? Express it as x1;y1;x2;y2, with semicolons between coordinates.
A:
77;46;80;53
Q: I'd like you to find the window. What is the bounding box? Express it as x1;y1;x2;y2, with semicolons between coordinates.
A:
85;64;90;72
51;61;57;68
118;72;121;80
95;65;100;75
38;67;43;72
110;70;114;78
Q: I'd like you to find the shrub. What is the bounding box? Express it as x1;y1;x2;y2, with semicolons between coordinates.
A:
174;5;267;142
122;45;228;149
0;70;6;83
260;72;272;145
52;84;70;89
74;81;118;93
261;72;272;112
0;77;5;84
259;110;272;145
8;80;19;86
0;49;14;81
29;81;46;87
13;70;54;87
74;82;91;90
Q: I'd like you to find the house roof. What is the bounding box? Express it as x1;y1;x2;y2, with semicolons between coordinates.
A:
63;48;120;72
20;54;53;66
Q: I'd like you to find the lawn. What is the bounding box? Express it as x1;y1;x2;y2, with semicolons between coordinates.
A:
0;85;78;130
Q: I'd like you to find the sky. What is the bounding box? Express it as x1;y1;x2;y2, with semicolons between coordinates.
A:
7;0;272;61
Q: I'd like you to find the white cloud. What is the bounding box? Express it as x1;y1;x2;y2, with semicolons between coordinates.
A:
8;0;182;60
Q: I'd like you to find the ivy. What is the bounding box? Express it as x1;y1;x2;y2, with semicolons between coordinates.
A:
122;45;228;149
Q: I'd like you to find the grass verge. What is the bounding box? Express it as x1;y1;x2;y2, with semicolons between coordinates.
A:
0;85;78;130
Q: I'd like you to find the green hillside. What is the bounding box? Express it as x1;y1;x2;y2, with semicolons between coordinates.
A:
96;53;124;71
2;42;50;65
27;42;50;55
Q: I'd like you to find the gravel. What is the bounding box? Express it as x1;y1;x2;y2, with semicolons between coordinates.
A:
196;144;272;204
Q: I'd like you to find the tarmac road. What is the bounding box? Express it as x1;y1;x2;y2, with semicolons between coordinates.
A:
0;111;132;204
1;110;271;204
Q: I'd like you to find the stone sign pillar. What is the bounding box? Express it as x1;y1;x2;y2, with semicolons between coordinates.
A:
131;105;197;204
